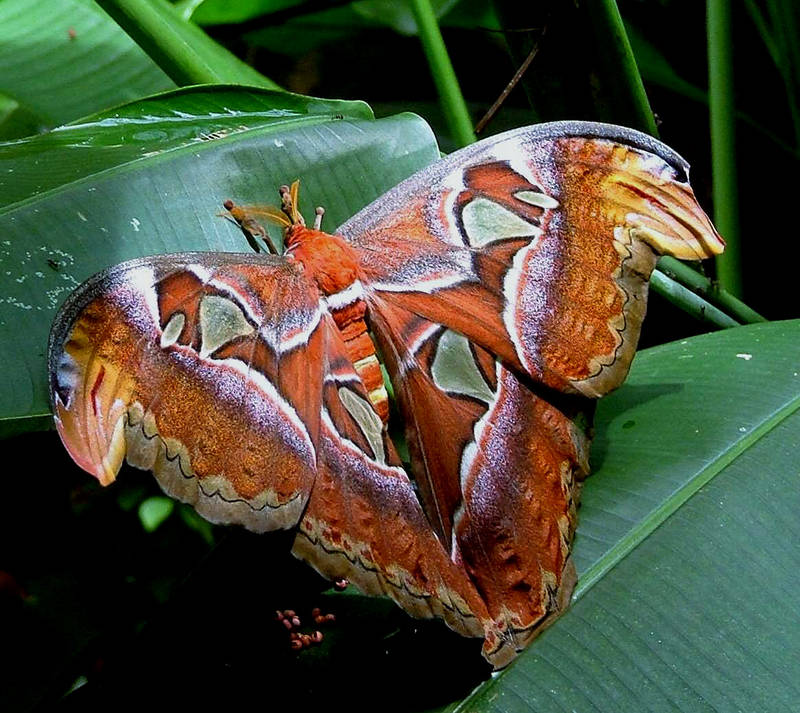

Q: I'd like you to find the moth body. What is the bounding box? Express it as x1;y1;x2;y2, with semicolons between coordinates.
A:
285;224;389;421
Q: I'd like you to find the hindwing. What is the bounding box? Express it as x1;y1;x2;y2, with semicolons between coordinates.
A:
368;297;590;666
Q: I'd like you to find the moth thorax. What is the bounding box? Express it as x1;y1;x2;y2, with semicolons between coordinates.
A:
286;229;361;296
285;227;388;422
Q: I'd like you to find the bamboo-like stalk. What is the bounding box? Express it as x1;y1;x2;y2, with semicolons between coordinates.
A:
657;257;766;324
409;0;476;147
707;0;742;296
96;0;280;89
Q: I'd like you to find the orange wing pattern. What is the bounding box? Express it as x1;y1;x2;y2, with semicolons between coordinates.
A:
368;297;590;666
292;311;490;643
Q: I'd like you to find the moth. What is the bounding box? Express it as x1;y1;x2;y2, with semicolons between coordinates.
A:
48;121;724;668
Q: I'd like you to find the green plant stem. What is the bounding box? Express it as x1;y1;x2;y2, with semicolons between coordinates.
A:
96;0;280;89
707;0;742;296
650;269;740;329
657;256;766;324
409;0;476;147
584;0;659;136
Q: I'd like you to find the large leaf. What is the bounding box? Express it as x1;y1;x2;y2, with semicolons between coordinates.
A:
0;0;174;138
0;85;371;208
450;318;800;712
0;86;440;435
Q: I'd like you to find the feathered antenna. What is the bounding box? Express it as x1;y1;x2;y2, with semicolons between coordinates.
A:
221;180;325;254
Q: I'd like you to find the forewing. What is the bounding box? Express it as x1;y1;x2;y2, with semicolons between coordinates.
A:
49;253;325;533
341;121;725;397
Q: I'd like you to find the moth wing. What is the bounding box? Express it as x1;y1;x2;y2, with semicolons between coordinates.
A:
338;121;724;666
49;253;325;533
341;121;724;397
291;310;492;644
49;252;492;649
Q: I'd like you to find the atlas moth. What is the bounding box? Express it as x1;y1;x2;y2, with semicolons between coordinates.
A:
49;121;724;668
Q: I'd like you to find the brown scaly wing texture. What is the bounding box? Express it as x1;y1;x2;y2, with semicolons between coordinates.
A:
338;121;724;666
49;253;325;532
291;311;490;645
49;251;493;648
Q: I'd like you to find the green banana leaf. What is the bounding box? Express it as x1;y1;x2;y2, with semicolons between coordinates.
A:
0;86;439;436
